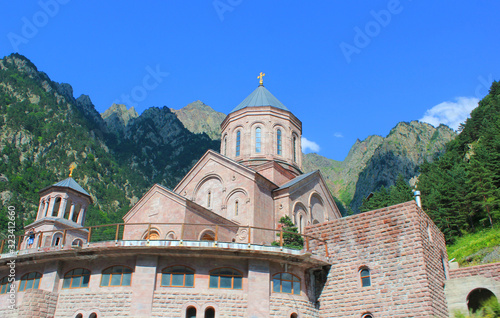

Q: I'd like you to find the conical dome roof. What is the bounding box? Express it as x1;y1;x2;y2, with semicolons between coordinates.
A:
52;177;91;197
231;85;289;113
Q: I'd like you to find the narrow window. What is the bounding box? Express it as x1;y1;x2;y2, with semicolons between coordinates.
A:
63;268;91;289
201;231;215;241
291;314;298;318
19;272;42;291
162;266;195;287
362;314;374;318
63;199;72;219
52;197;61;217
100;266;133;287
277;129;282;155
75;314;83;318
205;307;215;318
72;203;82;223
272;272;300;295
299;215;303;234
255;127;261;153
360;268;371;287
89;314;97;318
207;191;211;208
224;136;227;156
0;277;9;294
209;268;242;289
293;136;297;162
235;200;239;216
186;307;197;318
236;131;241;157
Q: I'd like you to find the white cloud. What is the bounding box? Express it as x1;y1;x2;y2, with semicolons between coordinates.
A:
301;137;320;153
420;97;479;131
334;132;344;138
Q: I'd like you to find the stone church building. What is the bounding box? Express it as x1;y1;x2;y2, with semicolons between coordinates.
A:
0;79;499;317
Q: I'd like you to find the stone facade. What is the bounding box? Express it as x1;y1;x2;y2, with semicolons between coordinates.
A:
305;201;449;318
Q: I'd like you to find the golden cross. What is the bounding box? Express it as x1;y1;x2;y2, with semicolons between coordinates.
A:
257;72;265;85
69;164;76;177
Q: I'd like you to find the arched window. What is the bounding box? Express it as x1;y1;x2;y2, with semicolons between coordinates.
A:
89;313;97;318
360;268;371;287
63;268;91;289
235;200;239;216
72;239;83;247
293;136;297;162
205;307;215;318
207;190;211;208
467;288;498;313
236;130;241;157
52;232;63;246
255;127;261;153
19;272;42;291
166;231;176;240
100;266;132;287
143;229;160;240
63;199;72;219
161;266;195;287
75;314;83;318
277;129;282;155
362;314;374;318
186;307;197;318
72;203;82;223
52;197;61;217
272;272;300;295
0;276;9;294
291;313;298;318
200;231;215;241
209;268;242;289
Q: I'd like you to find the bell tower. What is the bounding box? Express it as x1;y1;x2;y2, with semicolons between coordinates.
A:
23;166;92;249
220;74;303;185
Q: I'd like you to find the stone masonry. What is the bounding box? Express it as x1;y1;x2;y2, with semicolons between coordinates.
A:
306;201;449;318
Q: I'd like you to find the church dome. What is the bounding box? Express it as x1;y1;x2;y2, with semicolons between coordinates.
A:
231;85;289;113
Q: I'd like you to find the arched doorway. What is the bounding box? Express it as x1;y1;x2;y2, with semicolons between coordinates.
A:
467;288;498;313
205;307;215;318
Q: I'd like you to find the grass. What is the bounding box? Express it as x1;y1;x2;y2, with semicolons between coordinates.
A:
447;225;500;266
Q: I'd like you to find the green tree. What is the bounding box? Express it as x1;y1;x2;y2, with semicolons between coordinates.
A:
272;215;304;250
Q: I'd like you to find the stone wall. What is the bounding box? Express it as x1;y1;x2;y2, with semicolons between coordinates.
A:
151;291;247;317
306;201;448;318
54;291;132;318
445;262;500;316
269;294;319;318
18;289;57;318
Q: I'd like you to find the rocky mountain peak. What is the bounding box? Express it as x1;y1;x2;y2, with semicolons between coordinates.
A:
170;101;226;140
101;103;139;134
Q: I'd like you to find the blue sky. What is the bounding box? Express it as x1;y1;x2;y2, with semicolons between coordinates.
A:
1;1;499;161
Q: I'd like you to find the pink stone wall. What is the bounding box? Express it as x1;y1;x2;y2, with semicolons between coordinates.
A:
449;262;500;281
306;201;448;318
18;289;58;318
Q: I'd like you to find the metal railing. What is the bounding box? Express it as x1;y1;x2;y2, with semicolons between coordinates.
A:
0;223;329;257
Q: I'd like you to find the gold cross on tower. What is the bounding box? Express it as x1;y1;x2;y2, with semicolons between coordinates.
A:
257;72;265;86
69;163;76;177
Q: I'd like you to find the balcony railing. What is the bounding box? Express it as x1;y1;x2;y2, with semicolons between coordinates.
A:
0;223;329;258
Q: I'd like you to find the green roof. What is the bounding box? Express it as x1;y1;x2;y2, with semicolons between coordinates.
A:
231;85;289;113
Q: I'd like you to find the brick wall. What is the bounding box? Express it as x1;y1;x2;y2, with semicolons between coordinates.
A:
151;291;247;317
269;294;319;317
18;289;57;318
54;292;132;317
306;201;448;318
0;306;17;318
449;262;500;280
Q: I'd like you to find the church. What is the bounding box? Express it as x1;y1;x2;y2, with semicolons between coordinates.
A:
0;75;498;318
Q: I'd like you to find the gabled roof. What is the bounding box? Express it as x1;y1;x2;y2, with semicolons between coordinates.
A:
273;170;318;191
52;177;91;196
231;85;289;113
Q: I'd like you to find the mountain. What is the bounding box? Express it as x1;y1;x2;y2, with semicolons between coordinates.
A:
170;100;226;140
0;53;219;232
101;103;138;135
303;121;456;212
